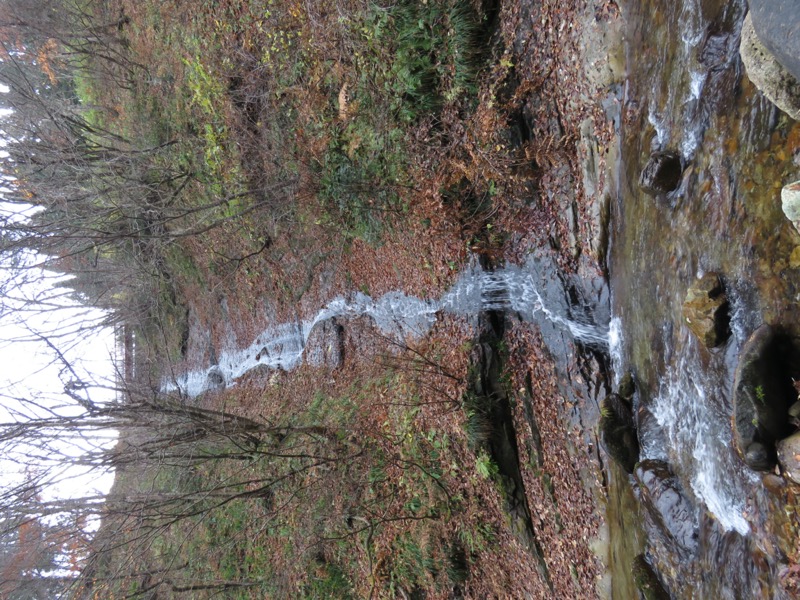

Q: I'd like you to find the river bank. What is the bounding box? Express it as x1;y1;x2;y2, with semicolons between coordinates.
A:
149;0;630;597
112;0;800;597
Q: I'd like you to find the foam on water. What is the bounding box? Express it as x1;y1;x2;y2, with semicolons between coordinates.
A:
165;263;611;397
689;70;706;101
607;316;624;385
649;333;755;536
648;110;668;148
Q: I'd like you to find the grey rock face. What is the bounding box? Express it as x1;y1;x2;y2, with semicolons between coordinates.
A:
740;13;800;121
635;460;699;555
749;0;800;83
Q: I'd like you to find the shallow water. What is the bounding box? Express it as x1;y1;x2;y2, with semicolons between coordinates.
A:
612;0;800;596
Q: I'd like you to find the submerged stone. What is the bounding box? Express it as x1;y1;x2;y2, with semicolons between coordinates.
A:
631;554;671;600
639;150;683;196
635;460;699;555
762;473;788;495
681;273;730;348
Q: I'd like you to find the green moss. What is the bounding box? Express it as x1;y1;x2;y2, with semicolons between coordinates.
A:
631;554;670;600
599;394;640;473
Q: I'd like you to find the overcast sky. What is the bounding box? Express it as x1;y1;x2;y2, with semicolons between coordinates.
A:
0;104;118;502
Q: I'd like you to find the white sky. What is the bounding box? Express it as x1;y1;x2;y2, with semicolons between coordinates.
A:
0;117;118;503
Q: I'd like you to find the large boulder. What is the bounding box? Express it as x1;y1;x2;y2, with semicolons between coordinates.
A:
777;431;800;485
732;325;795;467
304;317;345;369
639;150;683;196
740;13;800;121
748;1;800;83
635;460;699;556
599;393;639;473
681;273;730;348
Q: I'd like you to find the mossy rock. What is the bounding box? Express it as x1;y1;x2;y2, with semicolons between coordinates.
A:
600;393;639;473
631;554;670;600
618;371;636;402
732;324;797;466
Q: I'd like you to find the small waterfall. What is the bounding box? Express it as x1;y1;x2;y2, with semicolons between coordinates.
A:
648;286;761;537
647;0;746;161
443;263;610;346
607;317;624;386
649;339;753;536
164;260;611;397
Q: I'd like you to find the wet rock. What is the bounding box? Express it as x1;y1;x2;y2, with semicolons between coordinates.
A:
732;325;795;464
631;554;670;600
618;372;636;402
599;393;639;473
762;473;787;495
255;342;286;363
205;366;225;391
304;317;345;369
639;150;683;196
681;273;730;348
698;25;733;71
740;13;800;122
635;460;699;555
637;405;669;459
748;0;800;83
789;399;800;419
777;431;800;485
234;363;275;385
744;442;772;471
782;180;800;234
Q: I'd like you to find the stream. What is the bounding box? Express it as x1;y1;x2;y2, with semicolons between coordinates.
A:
612;0;800;597
164;0;800;597
165;252;611;399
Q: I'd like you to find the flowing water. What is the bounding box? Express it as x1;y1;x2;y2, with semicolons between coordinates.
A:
165;252;610;398
612;0;800;597
164;0;800;596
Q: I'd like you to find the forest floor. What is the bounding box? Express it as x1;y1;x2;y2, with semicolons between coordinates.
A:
89;0;630;597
